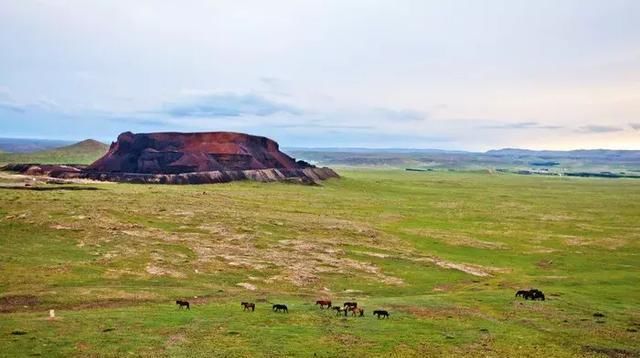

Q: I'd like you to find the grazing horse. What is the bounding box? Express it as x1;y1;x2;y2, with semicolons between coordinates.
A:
315;300;332;309
241;302;255;311
272;304;288;313
516;289;546;301
343;302;357;309
332;306;348;317
349;307;365;317
373;310;389;319
529;290;545;301
176;300;190;310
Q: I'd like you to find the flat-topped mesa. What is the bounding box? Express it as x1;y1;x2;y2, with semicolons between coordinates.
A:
88;131;308;174
80;131;338;184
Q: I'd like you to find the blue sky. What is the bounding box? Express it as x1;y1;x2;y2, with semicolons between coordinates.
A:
0;0;639;150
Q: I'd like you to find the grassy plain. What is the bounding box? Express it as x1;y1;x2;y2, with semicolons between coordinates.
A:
0;169;639;357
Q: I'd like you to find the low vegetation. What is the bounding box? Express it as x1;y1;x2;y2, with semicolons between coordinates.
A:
0;169;639;356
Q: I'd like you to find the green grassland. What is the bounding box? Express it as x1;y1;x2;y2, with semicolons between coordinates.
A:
0;169;639;357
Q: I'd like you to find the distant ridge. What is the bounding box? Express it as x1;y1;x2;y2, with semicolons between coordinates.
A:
0;139;109;165
0;138;74;153
486;148;640;159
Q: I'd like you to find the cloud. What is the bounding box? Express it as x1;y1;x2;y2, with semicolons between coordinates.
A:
630;123;640;130
107;117;172;127
0;88;64;114
371;108;426;121
0;101;26;113
0;86;26;113
577;125;624;133
479;121;562;130
272;123;373;130
162;93;300;118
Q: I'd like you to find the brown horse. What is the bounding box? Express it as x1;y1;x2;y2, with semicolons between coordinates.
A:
241;302;255;311
349;307;365;317
316;300;332;309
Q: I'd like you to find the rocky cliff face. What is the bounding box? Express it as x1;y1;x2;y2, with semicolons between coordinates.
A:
76;131;337;184
57;167;339;185
87;131;310;174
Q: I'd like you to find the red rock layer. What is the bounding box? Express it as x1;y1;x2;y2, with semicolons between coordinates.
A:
87;131;307;174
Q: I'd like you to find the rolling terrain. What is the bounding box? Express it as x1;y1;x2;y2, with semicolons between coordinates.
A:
0;169;638;357
0;138;74;153
288;148;640;174
0;139;108;165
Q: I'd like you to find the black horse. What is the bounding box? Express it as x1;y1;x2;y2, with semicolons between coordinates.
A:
332;306;348;316
373;310;389;319
272;304;288;313
528;289;545;301
176;300;190;310
516;289;546;301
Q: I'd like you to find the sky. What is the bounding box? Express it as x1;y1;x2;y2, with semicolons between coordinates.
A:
0;0;639;151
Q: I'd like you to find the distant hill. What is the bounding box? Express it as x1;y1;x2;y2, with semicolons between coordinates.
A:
0;139;109;165
0;138;74;153
289;147;640;173
486;148;640;159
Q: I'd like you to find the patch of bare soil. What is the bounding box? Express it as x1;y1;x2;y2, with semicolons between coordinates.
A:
1;294;156;313
236;282;257;291
404;228;507;250
0;295;40;313
145;264;186;278
66;298;154;310
539;214;575;222
536;259;553;269
528;246;557;254
166;333;188;347
332;334;363;345
563;235;628;250
412;256;505;277
582;346;640;358
401;305;483;320
354;249;505;277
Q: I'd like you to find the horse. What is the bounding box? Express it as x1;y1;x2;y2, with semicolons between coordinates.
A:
272;304;288;313
530;290;545;301
241;302;255;311
315;300;332;309
176;300;190;310
373;310;389;319
332;306;348;316
349;307;364;317
343;302;357;309
516;289;546;301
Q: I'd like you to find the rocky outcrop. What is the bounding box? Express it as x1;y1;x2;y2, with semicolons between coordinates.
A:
87;131;310;174
55;167;338;184
0;163;84;176
3;132;338;185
